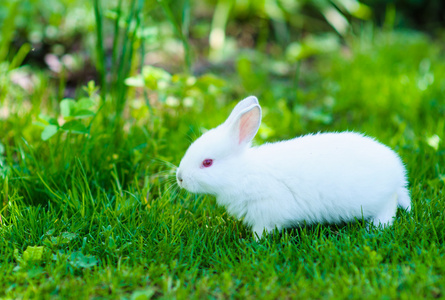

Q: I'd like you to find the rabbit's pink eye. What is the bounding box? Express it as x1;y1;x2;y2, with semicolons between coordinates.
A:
201;159;213;168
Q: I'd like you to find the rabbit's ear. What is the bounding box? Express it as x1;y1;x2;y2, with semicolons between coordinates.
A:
226;103;262;147
225;96;259;125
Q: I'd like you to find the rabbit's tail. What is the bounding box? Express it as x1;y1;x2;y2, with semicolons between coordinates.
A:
397;187;411;212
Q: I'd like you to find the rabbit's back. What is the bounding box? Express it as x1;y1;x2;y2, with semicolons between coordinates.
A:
252;132;406;189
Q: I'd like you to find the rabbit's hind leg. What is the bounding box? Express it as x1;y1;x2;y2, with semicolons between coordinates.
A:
369;193;398;227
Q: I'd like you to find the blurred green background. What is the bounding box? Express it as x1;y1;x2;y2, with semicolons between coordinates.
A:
1;0;444;169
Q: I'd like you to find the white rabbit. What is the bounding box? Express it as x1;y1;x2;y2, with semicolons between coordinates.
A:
176;96;411;238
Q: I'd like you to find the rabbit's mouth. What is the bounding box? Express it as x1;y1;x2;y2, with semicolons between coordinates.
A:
176;168;211;194
176;168;194;191
176;168;184;188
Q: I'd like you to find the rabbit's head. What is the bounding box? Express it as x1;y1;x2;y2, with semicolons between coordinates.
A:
176;96;261;195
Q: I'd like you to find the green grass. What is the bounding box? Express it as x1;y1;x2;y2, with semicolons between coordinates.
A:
1;6;445;299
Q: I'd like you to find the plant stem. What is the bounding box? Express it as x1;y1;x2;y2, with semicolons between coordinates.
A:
93;0;107;103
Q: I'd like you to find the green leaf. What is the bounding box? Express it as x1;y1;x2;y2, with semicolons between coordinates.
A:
82;80;99;96
23;246;44;262
331;0;372;20
426;134;441;151
41;125;59;140
13;249;22;262
75;97;95;111
61;121;88;134
69;251;98;269
142;65;172;80
48;232;79;246
72;109;95;118
141;66;172;90
125;75;145;87
131;288;155;300
60;99;77;117
61;232;78;241
27;266;45;279
38;114;58;126
108;236;116;249
45;229;55;236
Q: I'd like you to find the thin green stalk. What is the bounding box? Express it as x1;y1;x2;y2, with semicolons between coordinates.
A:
9;43;31;70
94;0;107;102
182;0;191;41
140;33;152;114
1;175;8;218
58;66;67;101
117;0;143;115
115;0;137;117
0;1;19;62
291;60;302;108
159;0;192;73
111;0;123;72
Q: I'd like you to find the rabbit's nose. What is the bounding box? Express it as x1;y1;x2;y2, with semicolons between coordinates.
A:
177;169;183;184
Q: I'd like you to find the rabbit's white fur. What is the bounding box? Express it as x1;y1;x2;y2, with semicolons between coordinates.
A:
177;96;411;238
